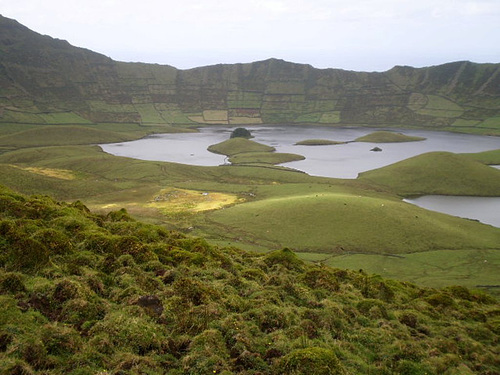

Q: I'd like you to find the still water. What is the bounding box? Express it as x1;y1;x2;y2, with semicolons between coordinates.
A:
100;125;500;179
404;196;500;228
100;126;500;228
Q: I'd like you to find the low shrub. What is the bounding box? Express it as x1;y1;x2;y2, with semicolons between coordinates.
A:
0;272;26;293
425;292;456;308
264;248;304;271
182;329;231;374
273;347;345;375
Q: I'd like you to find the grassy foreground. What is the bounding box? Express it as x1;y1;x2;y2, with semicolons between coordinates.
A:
1;186;499;374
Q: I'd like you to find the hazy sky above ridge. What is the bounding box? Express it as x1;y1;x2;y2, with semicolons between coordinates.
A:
2;0;499;71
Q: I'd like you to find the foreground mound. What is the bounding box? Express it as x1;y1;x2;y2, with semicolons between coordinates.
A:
0;186;499;374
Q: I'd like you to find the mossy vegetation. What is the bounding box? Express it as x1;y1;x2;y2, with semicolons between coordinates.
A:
0;186;499;374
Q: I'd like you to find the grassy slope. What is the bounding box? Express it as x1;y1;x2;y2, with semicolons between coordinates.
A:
1;186;499;374
358;151;500;196
462;149;500;165
0;124;188;148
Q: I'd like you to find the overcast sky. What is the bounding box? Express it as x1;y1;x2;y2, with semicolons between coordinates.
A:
2;0;499;71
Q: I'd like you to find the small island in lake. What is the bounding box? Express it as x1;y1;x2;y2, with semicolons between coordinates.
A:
295;139;347;146
208;135;305;166
355;131;426;143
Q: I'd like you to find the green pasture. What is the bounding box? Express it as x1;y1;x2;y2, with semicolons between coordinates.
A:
479;116;500;130
462;149;500;164
199;191;500;254
414;95;464;118
359;151;500;196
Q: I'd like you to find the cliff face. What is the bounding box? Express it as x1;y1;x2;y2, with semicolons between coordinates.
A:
1;15;499;132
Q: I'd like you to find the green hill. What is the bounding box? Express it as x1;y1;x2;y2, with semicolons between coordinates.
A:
1;15;500;133
1;186;499;374
358;151;500;196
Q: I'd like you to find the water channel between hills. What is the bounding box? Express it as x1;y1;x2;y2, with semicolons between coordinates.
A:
100;125;500;228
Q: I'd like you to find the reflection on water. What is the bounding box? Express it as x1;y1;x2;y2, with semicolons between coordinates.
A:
404;196;500;228
100;126;500;179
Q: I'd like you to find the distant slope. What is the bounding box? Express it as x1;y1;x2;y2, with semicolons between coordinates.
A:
358;151;500;196
0;126;132;147
1;15;500;133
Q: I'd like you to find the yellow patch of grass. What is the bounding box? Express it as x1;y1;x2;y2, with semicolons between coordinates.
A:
8;165;77;180
203;110;228;122
147;187;241;213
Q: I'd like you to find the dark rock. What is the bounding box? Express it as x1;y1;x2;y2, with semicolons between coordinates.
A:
136;295;164;317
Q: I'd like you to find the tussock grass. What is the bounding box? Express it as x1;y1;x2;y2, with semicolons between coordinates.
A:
0;186;499;374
